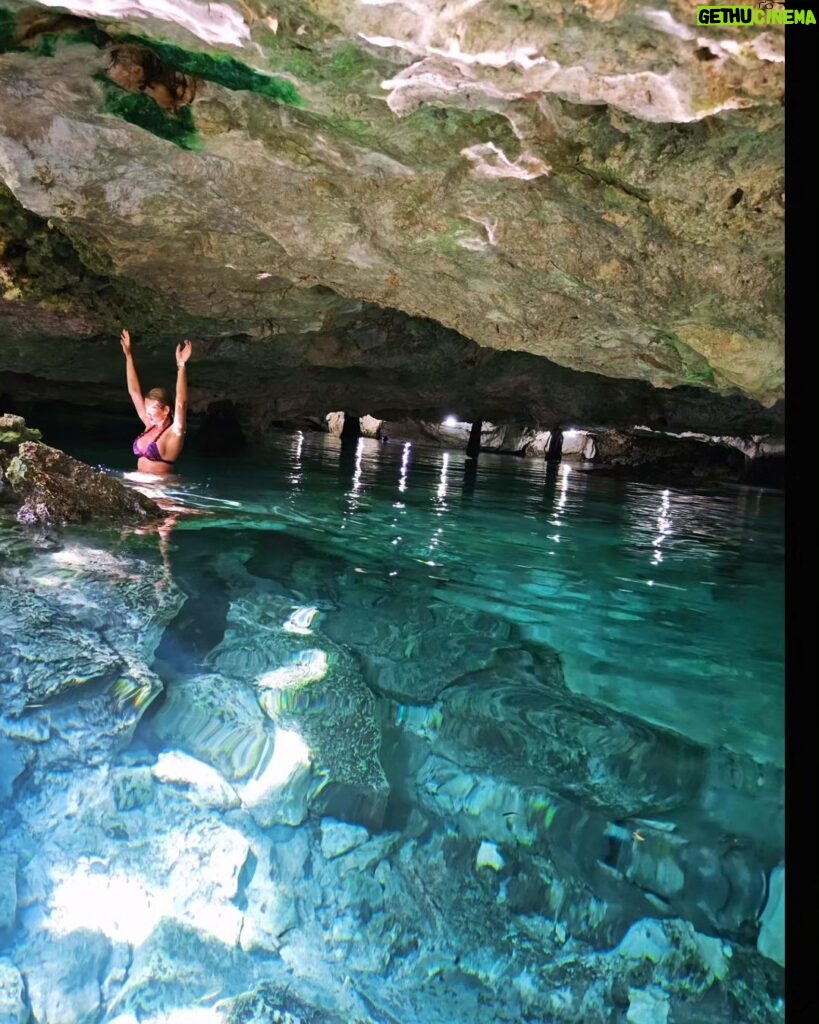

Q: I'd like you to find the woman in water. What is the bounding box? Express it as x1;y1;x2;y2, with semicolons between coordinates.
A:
120;328;192;476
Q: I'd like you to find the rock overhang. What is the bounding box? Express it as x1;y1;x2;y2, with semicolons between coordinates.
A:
0;0;785;436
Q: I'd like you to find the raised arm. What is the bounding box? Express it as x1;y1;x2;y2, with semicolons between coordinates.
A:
172;339;193;434
120;329;148;424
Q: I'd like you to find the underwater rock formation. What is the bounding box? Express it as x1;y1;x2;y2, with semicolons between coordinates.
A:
379;642;781;958
193;552;390;830
0;495;785;1023
0;532;183;779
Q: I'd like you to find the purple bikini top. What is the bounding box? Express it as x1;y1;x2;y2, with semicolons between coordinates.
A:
133;421;175;464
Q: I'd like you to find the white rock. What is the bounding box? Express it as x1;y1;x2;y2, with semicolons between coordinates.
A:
614;919;672;963
692;930;729;981
0;960;28;1024
0;858;16;932
476;840;504;871
23;931;110;1024
166;821;250;903
627;986;670;1024
757;863;785;967
152;750;240;810
320;820;369;860
240;877;299;954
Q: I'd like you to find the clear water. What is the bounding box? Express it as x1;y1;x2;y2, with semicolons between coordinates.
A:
0;431;785;1023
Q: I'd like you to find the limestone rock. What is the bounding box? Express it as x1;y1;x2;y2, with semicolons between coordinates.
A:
627;986;670;1024
22;931;111;1024
151;749;240;810
320;819;369;860
322;573;513;703
0;414;40;450
5;441;162;526
584;429;747;480
220;983;351;1024
757;863;784;967
0;541;181;764
148;673;274;783
205;581;390;830
110;920;266;1017
0;2;785;436
0;960;28;1024
0;857;16;934
0;583;122;711
0;737;28;802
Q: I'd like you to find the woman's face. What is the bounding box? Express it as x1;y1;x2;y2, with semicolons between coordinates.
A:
144;399;170;425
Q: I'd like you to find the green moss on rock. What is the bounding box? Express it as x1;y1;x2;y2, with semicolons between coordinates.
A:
120;34;302;107
0;7;16;53
403;106;522;158
1;182;211;335
29;32;57;57
664;334;717;387
96;74;200;150
325;43;381;86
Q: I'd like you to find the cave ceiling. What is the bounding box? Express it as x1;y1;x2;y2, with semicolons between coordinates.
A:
0;0;785;435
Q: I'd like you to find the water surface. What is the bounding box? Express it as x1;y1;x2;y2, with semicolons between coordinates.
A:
0;430;786;1023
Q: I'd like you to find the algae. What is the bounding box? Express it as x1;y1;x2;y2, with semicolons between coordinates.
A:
120;34;303;107
96;74;200;150
0;7;15;53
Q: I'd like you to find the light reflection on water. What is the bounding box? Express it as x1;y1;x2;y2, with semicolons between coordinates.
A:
110;435;782;749
63;430;786;767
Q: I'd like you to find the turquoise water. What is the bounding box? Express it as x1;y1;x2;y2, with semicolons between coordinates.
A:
0;431;785;1022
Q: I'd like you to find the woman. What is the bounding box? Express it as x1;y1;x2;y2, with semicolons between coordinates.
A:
120;328;192;476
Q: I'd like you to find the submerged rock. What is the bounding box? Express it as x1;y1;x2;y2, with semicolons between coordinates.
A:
0;583;122;712
256;642;389;832
0;856;16;934
5;440;162;526
320;820;369;861
221;982;356;1024
384;643;776;951
431;647;709;818
0;959;28;1024
0;539;183;760
21;930;111;1024
323;581;513;703
108;919;267;1018
0;737;27;802
204;570;390;830
757;864;784;967
149;673;274;783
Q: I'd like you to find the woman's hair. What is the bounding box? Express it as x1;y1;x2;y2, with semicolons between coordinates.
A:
144;387;171;408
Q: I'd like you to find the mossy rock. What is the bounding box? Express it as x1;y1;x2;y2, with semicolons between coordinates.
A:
0;413;42;449
7;440;163;525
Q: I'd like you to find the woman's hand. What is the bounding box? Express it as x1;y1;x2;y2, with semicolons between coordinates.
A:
176;339;193;368
120;328;132;356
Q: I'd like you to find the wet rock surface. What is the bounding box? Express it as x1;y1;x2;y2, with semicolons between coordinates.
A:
582;429;748;482
4;439;162;526
0;958;28;1024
